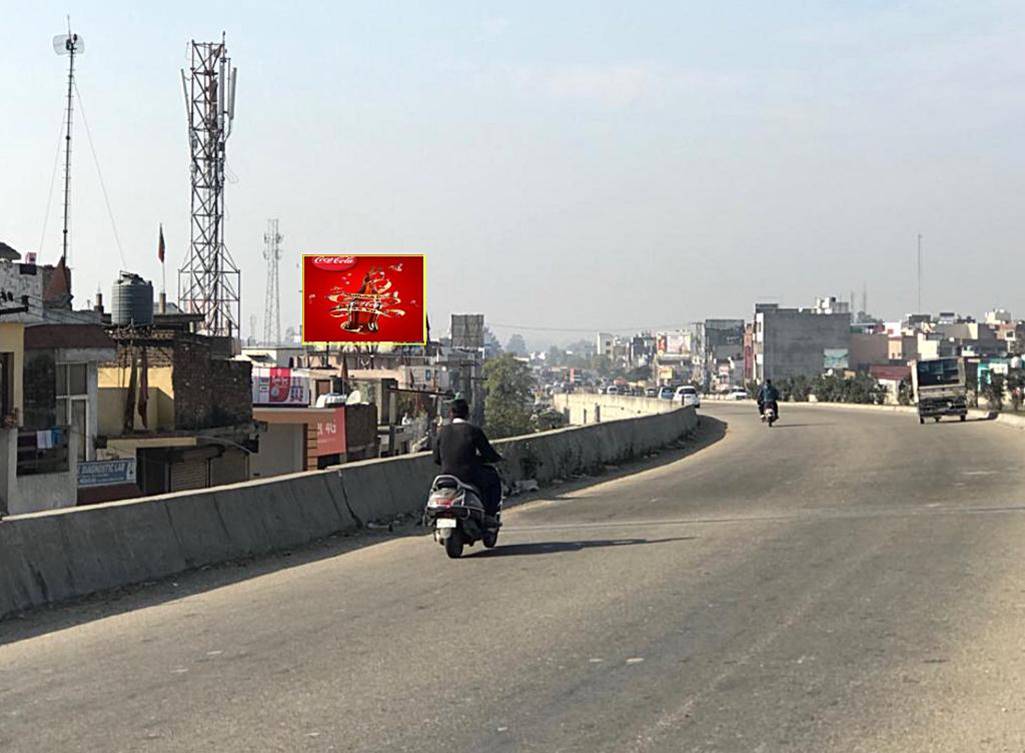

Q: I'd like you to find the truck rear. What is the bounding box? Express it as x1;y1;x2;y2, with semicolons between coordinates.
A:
911;357;967;424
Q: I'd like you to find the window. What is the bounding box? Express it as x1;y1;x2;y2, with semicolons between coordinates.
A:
57;363;90;461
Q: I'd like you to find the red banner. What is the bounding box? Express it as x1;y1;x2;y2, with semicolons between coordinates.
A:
302;254;426;344
314;407;347;456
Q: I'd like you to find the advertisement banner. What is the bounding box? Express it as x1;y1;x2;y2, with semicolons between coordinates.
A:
78;458;136;488
302;254;426;344
252;367;310;406
314;407;347;456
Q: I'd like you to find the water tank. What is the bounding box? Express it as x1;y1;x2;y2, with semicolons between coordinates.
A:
111;271;154;326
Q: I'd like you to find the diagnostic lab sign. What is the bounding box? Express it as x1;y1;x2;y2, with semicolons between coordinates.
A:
78;458;136;488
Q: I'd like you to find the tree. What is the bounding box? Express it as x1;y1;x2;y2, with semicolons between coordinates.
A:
982;373;1005;411
546;345;564;366
483;354;536;438
1006;368;1025;411
506;333;528;356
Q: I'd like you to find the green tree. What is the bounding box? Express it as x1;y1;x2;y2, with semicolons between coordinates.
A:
483;353;536;438
546;345;564;366
982;373;1005;411
506;333;528;356
1006;368;1025;411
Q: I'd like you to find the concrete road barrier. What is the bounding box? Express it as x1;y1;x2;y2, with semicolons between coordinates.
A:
0;406;697;619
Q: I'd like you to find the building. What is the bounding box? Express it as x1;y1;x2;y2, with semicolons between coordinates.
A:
96;320;258;497
703;319;745;392
753;300;851;381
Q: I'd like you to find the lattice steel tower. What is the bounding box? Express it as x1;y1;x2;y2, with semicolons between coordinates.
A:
263;219;282;345
178;35;240;337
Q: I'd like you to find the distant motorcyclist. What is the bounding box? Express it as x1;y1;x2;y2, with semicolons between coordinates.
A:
756;379;780;419
432;398;503;523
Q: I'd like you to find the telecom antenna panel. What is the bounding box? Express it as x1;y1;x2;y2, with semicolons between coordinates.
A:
53;26;84;264
178;35;240;338
263;219;282;345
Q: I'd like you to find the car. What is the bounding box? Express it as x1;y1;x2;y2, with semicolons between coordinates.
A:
657;386;675;400
605;385;620;395
727;388;748;400
644;387;658;398
674;385;701;408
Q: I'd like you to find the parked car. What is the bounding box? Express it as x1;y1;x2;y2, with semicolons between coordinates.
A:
605;385;620;395
644;387;658;397
727;388;748;400
674;385;701;408
657;386;676;400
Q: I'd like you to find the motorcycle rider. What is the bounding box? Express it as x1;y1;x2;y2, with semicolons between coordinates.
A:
433;398;503;524
756;379;780;420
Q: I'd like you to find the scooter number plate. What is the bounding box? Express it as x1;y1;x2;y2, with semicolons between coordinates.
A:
436;518;457;529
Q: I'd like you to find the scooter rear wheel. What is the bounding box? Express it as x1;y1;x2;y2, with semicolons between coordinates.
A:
444;531;465;559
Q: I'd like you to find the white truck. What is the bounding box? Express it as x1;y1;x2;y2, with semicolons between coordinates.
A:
911;357;968;424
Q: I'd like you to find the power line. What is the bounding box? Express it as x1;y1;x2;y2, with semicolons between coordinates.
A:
38;111;66;256
73;80;128;268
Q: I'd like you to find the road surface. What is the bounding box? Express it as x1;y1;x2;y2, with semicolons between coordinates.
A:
3;404;1025;752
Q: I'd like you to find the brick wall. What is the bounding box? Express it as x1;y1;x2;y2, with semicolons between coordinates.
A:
210;359;252;426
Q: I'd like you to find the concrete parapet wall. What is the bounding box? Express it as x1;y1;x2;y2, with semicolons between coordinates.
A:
553;394;679;424
0;406;697;619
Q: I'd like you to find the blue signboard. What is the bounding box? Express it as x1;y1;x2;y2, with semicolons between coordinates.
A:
77;458;136;488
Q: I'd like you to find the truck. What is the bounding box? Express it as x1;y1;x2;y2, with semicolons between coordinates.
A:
911;357;967;424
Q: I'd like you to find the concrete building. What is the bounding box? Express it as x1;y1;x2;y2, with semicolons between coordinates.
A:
753;301;852;381
703;319;745;392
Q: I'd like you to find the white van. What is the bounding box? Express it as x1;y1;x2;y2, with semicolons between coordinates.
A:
674;385;701;408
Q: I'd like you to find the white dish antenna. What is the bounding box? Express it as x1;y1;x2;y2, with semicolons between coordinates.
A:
53;33;84;55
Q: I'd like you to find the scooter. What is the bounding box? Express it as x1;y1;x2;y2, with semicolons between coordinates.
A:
761;404;777;427
424;474;501;558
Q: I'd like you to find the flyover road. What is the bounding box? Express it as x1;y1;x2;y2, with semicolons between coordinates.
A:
3;404;1025;752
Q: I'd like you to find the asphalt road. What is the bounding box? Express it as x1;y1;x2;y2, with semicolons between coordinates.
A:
3;404;1025;752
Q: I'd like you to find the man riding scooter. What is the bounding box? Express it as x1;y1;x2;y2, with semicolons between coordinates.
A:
756;379;780;422
432;398;503;525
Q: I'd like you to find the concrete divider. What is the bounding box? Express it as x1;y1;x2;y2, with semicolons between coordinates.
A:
0;405;698;619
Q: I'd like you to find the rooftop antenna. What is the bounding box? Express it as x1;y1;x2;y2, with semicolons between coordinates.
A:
178;33;241;338
917;234;923;313
53;19;84;265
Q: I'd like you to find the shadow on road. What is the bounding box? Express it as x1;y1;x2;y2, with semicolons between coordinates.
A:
768;423;833;429
467;536;697;557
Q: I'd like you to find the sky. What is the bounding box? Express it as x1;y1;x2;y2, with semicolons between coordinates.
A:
3;1;1024;349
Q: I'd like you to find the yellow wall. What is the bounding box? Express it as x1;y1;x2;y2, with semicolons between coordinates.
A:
0;323;25;425
98;365;175;434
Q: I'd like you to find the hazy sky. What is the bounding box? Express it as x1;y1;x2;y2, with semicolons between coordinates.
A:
3;1;1024;347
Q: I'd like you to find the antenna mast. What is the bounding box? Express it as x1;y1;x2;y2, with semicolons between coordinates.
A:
178;35;241;338
917;234;923;313
263;219;282;345
53;23;84;264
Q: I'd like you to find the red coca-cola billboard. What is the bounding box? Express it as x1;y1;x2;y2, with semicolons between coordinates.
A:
302;254;426;344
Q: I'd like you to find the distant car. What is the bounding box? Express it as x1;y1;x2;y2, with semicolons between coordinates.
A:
605;385;620;395
674;385;701;408
727;388;748;400
645;387;658;397
657;386;675;400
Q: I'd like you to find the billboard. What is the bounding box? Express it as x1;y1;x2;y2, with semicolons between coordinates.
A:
314;407;347;457
302;254;426;344
451;314;485;349
657;331;689;355
252;367;310;406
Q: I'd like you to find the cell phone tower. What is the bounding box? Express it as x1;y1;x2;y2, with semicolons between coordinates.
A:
53;23;84;264
178;35;240;338
263;219;282;345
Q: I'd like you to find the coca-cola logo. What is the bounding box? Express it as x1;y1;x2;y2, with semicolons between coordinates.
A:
310;255;358;272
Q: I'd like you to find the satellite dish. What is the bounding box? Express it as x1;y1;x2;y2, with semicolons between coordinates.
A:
345;390;362;405
53;33;84;55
